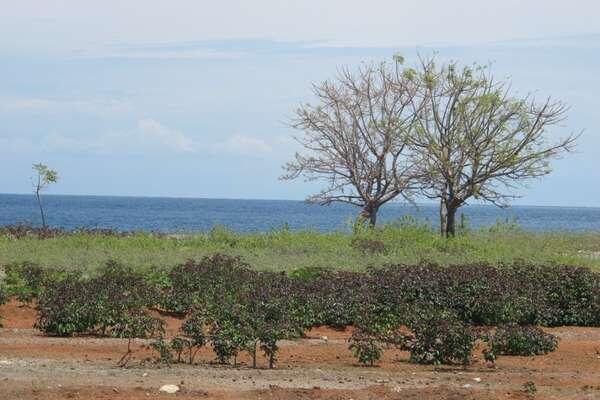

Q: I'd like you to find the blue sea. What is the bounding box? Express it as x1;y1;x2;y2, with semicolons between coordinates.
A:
0;193;599;233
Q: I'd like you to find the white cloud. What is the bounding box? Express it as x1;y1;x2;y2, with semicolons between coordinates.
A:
137;118;196;153
0;97;133;116
5;119;198;155
213;134;273;155
1;121;291;158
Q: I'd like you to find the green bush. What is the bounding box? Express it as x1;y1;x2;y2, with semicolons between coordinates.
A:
161;254;255;314
406;311;476;366
150;335;173;366
4;262;47;302
36;261;158;336
25;253;600;369
484;324;558;357
348;329;383;366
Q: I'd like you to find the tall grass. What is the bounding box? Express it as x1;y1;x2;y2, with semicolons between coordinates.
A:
1;218;599;274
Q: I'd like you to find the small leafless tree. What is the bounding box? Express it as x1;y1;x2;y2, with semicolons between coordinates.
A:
281;57;424;226
407;56;579;236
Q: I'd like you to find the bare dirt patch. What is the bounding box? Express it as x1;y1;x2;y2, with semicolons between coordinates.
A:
2;301;600;400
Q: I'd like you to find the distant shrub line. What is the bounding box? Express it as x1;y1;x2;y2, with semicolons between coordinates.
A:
5;255;597;367
0;224;160;240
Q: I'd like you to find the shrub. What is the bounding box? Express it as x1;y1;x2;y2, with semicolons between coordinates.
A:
533;265;600;326
348;329;383;366
211;327;242;365
4;262;47;302
0;224;65;239
484;324;558;357
161;254;255;314
35;273;95;335
36;261;158;336
0;283;7;327
239;273;305;369
114;310;164;367
150;335;173;366
0;285;6;304
0;224;142;239
294;270;366;328
369;262;600;328
198;271;304;368
178;311;208;364
405;311;476;366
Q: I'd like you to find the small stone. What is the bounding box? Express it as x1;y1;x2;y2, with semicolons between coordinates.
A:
159;384;180;394
142;373;148;377
462;384;472;389
473;377;482;382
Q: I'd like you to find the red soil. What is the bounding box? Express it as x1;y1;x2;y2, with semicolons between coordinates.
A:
2;300;600;400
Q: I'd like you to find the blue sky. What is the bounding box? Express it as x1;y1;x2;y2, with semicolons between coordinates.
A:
1;0;599;206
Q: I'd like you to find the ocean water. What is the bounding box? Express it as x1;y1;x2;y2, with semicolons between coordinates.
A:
0;193;599;233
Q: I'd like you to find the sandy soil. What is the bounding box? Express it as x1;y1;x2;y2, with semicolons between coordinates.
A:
2;300;600;400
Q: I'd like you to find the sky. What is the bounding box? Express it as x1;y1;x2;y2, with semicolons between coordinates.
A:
1;0;599;206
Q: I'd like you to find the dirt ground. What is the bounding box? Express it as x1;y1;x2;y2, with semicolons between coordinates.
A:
2;300;600;399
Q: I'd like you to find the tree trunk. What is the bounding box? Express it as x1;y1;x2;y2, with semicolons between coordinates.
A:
439;201;448;237
36;190;46;228
440;200;458;237
446;206;457;237
360;203;379;227
268;352;275;369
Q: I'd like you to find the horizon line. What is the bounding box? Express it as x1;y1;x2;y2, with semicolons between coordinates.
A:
1;192;599;210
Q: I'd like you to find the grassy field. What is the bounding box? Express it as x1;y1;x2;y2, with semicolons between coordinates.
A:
1;218;600;274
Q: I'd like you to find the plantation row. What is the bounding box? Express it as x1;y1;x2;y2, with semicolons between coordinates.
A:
2;255;598;367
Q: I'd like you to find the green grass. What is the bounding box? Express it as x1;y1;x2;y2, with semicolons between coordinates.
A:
1;219;600;275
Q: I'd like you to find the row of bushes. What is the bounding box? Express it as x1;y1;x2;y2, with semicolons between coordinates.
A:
3;255;584;367
0;224;153;240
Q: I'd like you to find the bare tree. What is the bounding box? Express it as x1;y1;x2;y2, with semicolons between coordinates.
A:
281;57;424;226
407;56;579;237
32;163;58;228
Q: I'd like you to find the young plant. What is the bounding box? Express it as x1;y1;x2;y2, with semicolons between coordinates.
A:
250;275;305;369
169;337;190;364
31;163;58;229
114;310;165;367
484;324;558;357
179;311;208;364
150;335;173;366
348;330;383;366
